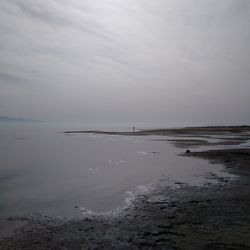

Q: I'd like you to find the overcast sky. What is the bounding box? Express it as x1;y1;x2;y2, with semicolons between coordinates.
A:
0;0;250;125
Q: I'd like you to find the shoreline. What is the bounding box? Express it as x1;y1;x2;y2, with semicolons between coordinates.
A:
1;127;250;249
64;125;250;136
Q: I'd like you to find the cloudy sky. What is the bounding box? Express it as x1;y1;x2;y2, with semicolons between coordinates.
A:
0;0;250;125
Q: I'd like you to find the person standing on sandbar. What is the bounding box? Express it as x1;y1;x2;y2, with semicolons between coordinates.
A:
133;126;135;133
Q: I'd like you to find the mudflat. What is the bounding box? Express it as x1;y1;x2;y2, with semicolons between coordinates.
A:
64;125;250;136
1;126;250;249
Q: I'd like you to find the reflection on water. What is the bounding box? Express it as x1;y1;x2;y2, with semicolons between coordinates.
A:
0;123;236;220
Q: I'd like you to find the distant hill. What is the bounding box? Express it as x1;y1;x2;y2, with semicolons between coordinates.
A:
0;116;43;123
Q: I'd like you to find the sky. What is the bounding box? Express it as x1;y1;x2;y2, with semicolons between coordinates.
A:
0;0;250;125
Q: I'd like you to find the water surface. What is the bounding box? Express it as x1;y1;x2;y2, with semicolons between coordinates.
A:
0;123;234;221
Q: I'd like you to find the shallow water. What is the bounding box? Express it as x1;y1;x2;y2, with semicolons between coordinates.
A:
0;123;235;222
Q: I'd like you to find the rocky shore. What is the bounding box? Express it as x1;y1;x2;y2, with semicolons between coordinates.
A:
1;127;250;249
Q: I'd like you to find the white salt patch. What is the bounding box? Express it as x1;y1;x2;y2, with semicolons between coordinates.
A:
75;206;93;215
88;168;99;172
137;151;159;156
108;160;126;165
137;151;149;156
124;183;155;206
137;185;149;192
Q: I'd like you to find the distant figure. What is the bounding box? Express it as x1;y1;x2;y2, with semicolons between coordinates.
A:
133;126;135;133
186;149;191;154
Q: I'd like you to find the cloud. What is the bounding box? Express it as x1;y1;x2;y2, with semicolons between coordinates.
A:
1;0;112;41
0;0;249;123
15;1;71;26
0;72;28;85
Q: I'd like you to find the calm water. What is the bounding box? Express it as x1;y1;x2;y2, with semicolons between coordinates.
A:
0;123;234;221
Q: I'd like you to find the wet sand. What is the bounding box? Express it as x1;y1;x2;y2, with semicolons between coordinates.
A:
1;126;250;249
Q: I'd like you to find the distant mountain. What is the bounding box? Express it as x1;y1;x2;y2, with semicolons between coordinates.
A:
0;116;43;123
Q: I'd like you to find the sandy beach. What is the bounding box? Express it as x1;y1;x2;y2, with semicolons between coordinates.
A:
1;126;250;249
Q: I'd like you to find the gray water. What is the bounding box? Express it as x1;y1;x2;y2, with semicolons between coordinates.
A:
0;123;234;222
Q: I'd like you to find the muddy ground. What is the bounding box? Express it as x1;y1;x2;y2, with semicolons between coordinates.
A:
1;127;250;249
64;125;250;137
